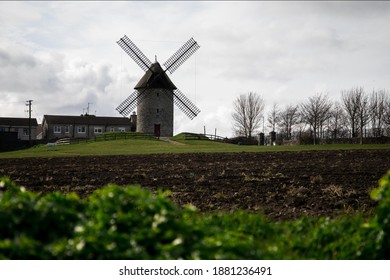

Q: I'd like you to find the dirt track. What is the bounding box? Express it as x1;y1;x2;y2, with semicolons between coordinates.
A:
1;149;389;220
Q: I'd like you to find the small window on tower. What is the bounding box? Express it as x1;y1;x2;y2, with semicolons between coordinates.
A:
156;108;160;113
157;92;160;97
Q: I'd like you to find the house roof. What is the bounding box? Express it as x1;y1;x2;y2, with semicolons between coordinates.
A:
43;115;132;126
134;62;177;90
0;117;38;127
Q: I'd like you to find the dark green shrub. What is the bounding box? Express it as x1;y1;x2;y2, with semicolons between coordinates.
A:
282;216;380;259
1;171;390;260
195;211;285;259
370;170;390;258
62;185;204;259
0;178;205;259
0;177;84;259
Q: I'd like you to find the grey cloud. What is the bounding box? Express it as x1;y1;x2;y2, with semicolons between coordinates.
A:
96;64;113;93
0;43;123;118
0;50;10;65
1;1;390;137
311;1;390;18
0;48;37;68
0;48;57;93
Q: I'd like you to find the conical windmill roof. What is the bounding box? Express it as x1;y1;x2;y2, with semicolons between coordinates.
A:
134;62;177;90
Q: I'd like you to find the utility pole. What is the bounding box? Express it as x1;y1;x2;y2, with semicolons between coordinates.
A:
25;100;33;145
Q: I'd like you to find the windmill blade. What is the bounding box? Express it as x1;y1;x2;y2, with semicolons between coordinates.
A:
117;35;152;72
163;37;200;74
116;91;139;117
116;89;153;117
172;89;201;119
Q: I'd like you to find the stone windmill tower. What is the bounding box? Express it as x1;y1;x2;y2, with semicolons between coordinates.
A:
116;35;200;137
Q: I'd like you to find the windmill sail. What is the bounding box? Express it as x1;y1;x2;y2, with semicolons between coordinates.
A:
117;35;152;72
116;89;154;117
172;89;201;120
163;37;200;74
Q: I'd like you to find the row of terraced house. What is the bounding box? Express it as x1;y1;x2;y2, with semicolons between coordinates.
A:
0;113;137;151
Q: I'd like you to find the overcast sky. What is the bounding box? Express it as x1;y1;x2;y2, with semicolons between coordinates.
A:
1;1;389;137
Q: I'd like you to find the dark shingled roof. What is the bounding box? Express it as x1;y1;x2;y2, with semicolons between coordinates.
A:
43;115;131;126
134;62;177;90
0;117;38;127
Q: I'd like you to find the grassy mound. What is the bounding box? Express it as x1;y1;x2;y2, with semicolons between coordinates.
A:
171;132;210;141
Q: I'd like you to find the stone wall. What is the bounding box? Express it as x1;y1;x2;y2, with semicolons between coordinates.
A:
137;89;174;137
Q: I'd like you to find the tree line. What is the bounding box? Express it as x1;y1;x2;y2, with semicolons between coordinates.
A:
232;87;390;145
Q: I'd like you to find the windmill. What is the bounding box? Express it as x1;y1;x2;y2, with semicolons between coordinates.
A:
116;35;200;137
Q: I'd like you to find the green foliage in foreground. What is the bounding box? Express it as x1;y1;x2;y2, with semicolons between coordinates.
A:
1;171;390;259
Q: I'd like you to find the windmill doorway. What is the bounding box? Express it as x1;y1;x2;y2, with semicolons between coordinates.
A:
154;124;161;138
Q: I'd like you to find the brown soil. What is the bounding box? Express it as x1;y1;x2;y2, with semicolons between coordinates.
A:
1;149;389;220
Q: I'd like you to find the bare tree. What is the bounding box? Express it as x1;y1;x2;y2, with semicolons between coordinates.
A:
385;93;390;131
369;89;388;137
342;88;360;138
356;88;370;144
277;104;300;140
267;103;280;133
327;101;348;139
300;93;333;144
232;92;265;139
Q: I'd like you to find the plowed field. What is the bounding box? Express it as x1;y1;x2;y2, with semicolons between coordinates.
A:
1;149;389;220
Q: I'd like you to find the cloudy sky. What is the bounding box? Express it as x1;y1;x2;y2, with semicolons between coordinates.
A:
1;1;389;137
